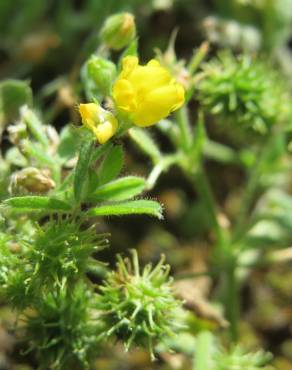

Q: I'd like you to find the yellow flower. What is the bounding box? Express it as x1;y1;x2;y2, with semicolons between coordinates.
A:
113;56;185;127
79;103;118;144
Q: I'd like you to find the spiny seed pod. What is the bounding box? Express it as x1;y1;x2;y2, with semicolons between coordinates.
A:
24;283;102;370
100;13;136;50
97;250;181;359
9;167;55;194
3;220;109;310
198;52;290;134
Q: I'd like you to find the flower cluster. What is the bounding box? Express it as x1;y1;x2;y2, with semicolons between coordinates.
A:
79;56;185;143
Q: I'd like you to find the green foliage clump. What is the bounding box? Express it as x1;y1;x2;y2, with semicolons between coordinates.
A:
24;283;101;370
198;52;289;133
26;221;107;285
215;346;274;370
194;332;274;370
3;220;108;309
97;250;181;358
0;233;17;286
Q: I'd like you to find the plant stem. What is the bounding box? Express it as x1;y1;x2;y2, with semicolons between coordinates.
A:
175;103;241;341
146;154;181;190
232;163;260;243
193;331;214;370
232;132;276;243
190;164;241;340
191;166;225;249
175;105;224;247
224;258;240;342
175;106;192;152
224;134;278;340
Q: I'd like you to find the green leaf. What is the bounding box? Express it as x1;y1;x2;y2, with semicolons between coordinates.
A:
91;142;112;163
3;196;71;212
0;79;32;126
87;200;163;219
22;142;60;184
22;108;49;147
22;142;56;167
129;127;161;163
87;143;114;194
57;125;82;162
74;140;93;203
5;147;28;167
98;145;123;185
88;176;146;202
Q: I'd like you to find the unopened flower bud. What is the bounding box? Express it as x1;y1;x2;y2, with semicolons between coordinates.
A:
79;103;118;144
100;13;136;50
87;56;116;96
10;167;55;194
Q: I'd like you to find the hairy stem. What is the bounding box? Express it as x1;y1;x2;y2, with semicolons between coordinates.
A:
193;331;214;370
232;132;276;243
175;106;192;152
224;258;240;342
190;167;225;249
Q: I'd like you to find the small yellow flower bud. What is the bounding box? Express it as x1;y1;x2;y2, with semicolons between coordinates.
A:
100;13;136;50
79;103;118;144
113;56;185;127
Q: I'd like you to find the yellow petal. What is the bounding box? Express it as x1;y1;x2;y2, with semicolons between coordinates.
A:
113;78;137;111
128;65;172;95
79;103;100;129
120;55;138;78
79;102;118;144
147;59;161;67
113;56;185;127
132;84;185;127
95;119;118;144
169;83;185;111
79;103;99;122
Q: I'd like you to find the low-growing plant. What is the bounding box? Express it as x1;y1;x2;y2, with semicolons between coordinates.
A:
1;7;291;370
